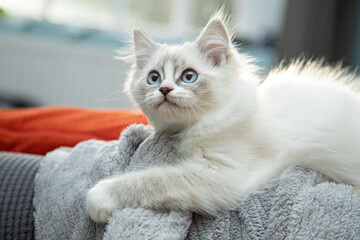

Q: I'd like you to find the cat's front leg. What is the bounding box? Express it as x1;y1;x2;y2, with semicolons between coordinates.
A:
86;178;120;223
86;163;245;223
86;173;148;223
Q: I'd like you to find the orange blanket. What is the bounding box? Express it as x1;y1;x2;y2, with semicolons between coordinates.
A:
0;107;148;155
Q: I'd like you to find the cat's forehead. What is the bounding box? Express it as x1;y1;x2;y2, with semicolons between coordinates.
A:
145;43;207;76
155;46;188;68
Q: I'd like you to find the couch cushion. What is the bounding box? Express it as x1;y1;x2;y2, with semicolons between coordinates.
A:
0;107;148;155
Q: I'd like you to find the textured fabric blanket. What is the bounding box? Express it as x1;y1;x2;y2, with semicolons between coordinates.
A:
0;152;42;240
34;124;360;240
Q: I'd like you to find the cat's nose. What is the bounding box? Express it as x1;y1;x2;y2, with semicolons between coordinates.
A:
159;87;174;96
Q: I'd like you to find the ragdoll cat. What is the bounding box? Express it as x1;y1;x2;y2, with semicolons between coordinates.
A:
86;14;360;223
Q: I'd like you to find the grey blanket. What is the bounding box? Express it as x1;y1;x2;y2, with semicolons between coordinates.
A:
34;124;360;240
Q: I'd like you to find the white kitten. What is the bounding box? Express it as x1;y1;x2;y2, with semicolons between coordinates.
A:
86;13;360;223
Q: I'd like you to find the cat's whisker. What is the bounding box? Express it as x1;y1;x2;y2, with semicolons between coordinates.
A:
121;101;149;128
96;89;125;108
196;99;216;108
189;104;203;137
96;96;130;102
192;102;208;115
181;105;185;122
143;101;156;117
123;111;141;129
185;106;191;129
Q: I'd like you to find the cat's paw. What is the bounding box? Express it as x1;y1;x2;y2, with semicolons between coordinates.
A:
86;181;118;223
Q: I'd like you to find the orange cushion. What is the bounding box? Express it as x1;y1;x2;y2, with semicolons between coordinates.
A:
0;107;148;155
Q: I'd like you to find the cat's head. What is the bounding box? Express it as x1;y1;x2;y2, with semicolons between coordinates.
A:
123;15;257;131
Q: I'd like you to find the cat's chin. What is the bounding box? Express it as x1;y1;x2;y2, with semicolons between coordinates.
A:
150;100;195;127
156;100;183;120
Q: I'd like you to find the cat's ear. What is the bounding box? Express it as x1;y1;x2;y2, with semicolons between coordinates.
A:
195;17;231;66
133;28;159;69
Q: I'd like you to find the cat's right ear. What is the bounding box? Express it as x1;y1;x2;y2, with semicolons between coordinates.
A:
195;17;231;67
133;29;159;69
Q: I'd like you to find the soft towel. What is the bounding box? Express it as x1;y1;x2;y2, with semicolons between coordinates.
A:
34;124;360;239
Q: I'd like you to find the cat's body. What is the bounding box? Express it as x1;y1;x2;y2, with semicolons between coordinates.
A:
86;14;360;223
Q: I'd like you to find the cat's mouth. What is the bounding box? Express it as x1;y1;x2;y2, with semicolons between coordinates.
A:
158;98;180;108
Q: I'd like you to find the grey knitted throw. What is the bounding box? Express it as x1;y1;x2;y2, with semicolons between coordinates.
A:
0;152;42;240
33;124;360;240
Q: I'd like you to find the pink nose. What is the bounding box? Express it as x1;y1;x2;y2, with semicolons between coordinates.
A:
159;87;174;96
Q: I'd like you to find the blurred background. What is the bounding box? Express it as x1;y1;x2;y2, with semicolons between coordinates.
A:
0;0;359;109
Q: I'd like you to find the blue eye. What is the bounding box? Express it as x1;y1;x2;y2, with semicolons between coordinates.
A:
181;69;198;83
147;71;161;85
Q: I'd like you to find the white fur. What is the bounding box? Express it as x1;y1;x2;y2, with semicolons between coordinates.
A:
87;14;360;223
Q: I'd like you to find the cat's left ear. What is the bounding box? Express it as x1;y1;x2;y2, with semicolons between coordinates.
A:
195;17;231;67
